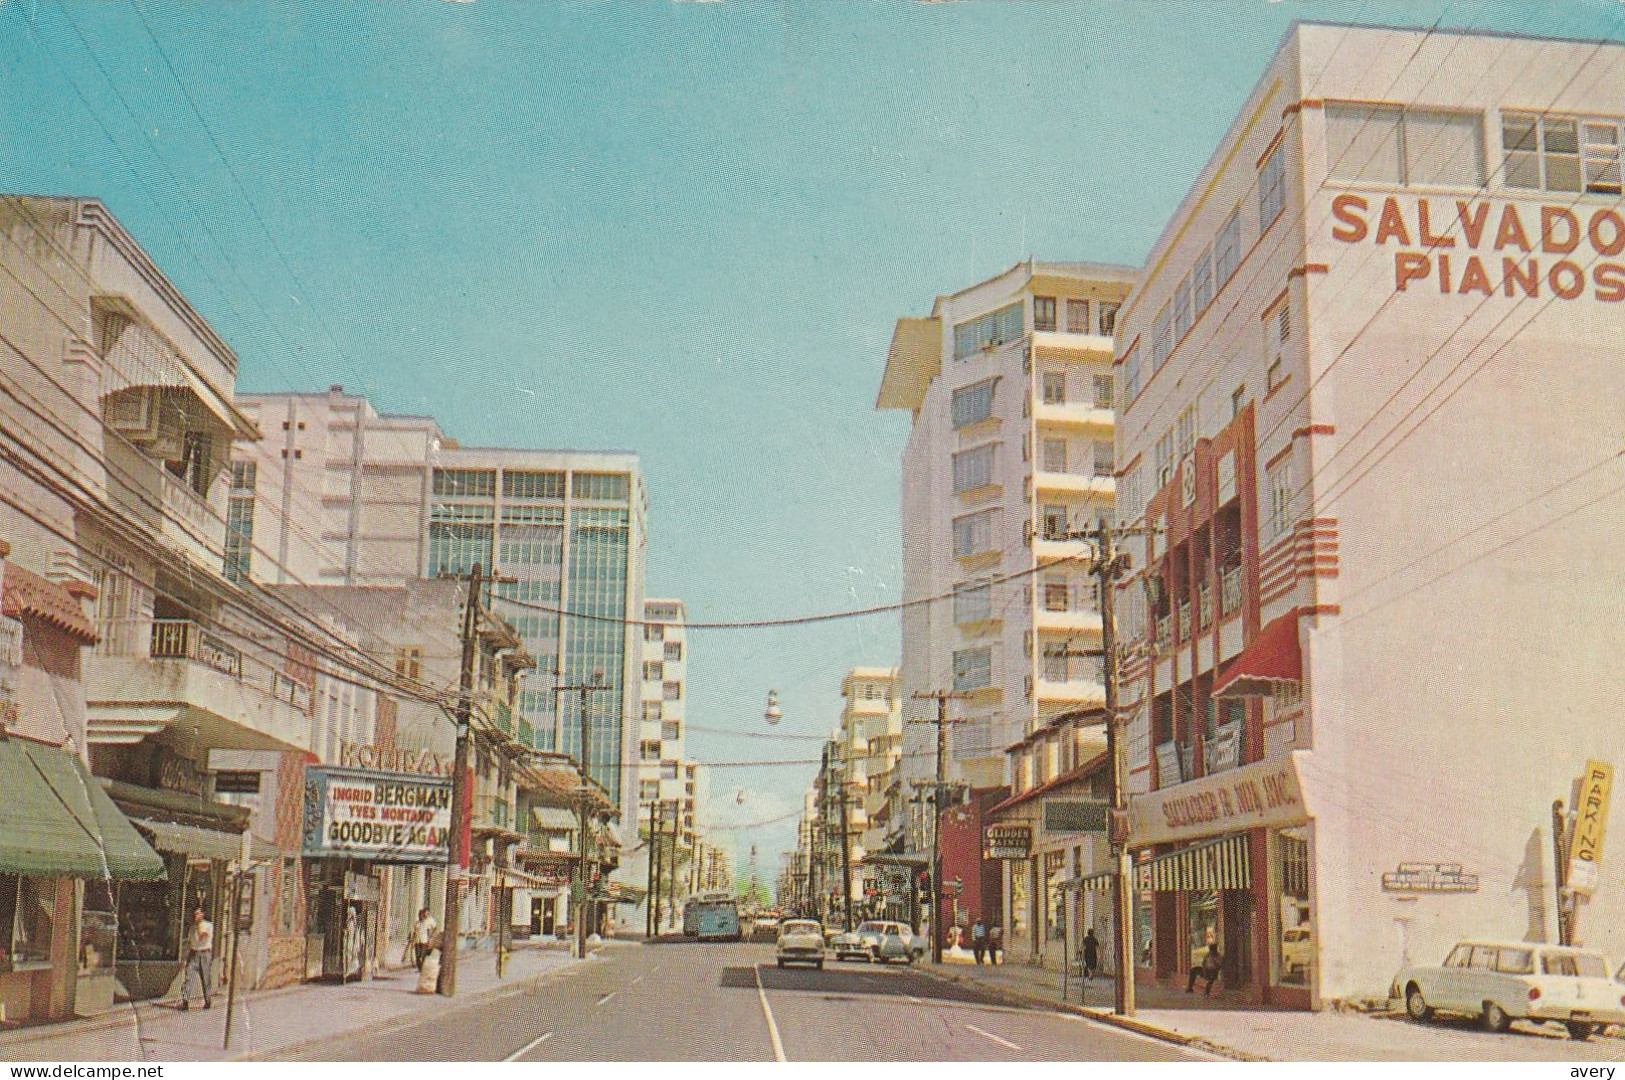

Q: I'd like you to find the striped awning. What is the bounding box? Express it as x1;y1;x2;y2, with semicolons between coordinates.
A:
1138;834;1251;892
1069;870;1116;892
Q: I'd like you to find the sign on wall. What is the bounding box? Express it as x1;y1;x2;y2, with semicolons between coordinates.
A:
303;765;452;864
983;824;1032;860
1128;753;1308;847
1381;862;1480;894
1044;800;1107;834
1569;760;1614;895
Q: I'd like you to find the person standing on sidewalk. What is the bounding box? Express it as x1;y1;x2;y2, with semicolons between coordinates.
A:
1081;928;1101;980
987;925;1002;964
180;908;214;1011
971;920;987;965
413;908;438;970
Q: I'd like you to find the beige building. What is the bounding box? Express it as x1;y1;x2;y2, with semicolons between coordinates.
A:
1111;22;1625;1008
877;261;1135;847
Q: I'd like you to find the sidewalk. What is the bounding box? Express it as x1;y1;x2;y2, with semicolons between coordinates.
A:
924;955;1625;1062
0;941;584;1063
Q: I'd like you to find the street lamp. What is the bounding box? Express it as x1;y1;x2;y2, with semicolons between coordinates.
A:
764;690;782;725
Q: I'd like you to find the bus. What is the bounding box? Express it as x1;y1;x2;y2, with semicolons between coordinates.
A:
683;894;742;941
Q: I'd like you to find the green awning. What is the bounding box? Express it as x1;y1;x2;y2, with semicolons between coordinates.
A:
0;738;166;881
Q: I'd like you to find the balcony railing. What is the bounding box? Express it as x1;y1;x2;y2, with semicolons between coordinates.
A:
1204;723;1242;774
151;619;242;678
160;470;215;536
1176;600;1191;642
1197;583;1213;631
1220;565;1243;616
1154;616;1172;653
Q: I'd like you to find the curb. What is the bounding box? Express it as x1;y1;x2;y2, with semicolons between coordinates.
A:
915;965;1271;1063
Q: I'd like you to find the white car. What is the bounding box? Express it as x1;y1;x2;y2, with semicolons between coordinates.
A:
774;919;826;969
1392;939;1625;1040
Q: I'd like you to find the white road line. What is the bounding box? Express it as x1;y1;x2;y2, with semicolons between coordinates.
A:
502;1031;553;1061
630;975;645;985
595;991;617;1007
964;1023;1023;1052
753;964;788;1063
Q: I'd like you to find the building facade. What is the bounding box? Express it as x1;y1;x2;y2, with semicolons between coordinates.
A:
1112;22;1625;1007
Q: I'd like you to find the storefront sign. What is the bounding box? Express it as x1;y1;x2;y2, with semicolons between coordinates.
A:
303;766;452;864
1382;862;1480;894
1569;760;1614;895
157;750;208;798
235;875;257;931
1330;194;1625;303
338;740;454;777
983;824;1032;860
215;770;262;795
1128;754;1306;847
1044;799;1107;834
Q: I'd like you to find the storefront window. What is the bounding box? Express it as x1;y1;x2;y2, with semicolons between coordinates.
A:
0;875;56;968
1276;826;1312;987
1009;859;1029;938
80;883;117;976
118;876;180;962
1045;851;1066;941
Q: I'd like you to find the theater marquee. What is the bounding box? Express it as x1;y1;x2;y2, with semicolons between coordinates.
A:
303;765;453;863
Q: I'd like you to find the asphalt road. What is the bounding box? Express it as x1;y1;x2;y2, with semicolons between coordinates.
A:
275;940;1210;1062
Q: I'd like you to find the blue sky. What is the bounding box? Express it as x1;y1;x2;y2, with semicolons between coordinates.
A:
8;0;1625;878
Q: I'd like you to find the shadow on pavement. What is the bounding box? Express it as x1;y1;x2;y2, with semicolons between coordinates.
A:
717;963;1045;1011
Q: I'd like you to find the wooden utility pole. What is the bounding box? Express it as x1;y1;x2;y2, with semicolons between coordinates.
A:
646;798;660;937
910;689;970;963
837;781;854;930
554;675;610;958
437;563;483;997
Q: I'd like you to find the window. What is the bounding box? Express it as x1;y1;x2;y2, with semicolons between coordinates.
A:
503;470;565;499
1278;305;1291;344
223;494;255;583
952;509;997;557
662;721;681;742
640;740;661;762
643;660;663;682
1192;249;1214;314
1505;111;1622;194
1066;298;1089;334
952;444;997;493
1232;385;1247;419
661;760;679;781
953;303;1024;359
279;857;298;935
1151;306;1173;369
1093;374;1114;410
1327;104;1485;187
664;641;683;663
1121;345;1141;404
1041;438;1067;474
1098;302;1120;337
951;379;997;428
952;647;992;692
1042;371;1066;405
1173;277;1193;340
1041;504;1068;541
1259;143;1285;227
662;680;682;701
1043;578;1069;612
1267;357;1285;392
1214;210;1241;287
1043;649;1069;682
640;780;660;801
1583;120;1623;194
1176;404;1197;458
1093;440;1115;477
0;875;53;967
953;580;992;624
642;701;662;722
1155;430;1175;488
230;460;257;492
644;623;664;642
433;469;495;498
571;472;629;501
395;647;422;682
1267;457;1295;539
1033;296;1057;332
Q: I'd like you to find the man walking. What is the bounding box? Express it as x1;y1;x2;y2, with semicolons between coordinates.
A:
971;919;987;965
180;907;214;1011
413;908;438;970
1081;927;1101;980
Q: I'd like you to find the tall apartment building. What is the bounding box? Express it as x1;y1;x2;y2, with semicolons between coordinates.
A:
1111;22;1625;1008
877;262;1136;828
839;667;902;897
231;390;648;821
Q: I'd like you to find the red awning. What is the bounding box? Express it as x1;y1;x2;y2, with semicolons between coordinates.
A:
1212;611;1302;698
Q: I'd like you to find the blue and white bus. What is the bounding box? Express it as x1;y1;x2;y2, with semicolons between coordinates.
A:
684;894;742;941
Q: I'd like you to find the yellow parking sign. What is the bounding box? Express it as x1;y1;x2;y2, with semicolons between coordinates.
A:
1569;760;1613;895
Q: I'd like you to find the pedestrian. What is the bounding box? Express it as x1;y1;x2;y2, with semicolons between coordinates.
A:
413;908;438;970
1082;927;1101;980
1188;932;1223;996
416;931;442;994
988;925;1003;965
179;907;214;1011
971;920;987;965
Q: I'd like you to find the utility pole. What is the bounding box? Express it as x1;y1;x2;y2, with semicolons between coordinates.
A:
837;782;853;930
438;563;483;997
910;689;970;964
554;674;610;959
646;798;659;937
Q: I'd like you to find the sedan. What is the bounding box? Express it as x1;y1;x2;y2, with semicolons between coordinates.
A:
775;919;826;969
1392;939;1625;1040
835;921;923;964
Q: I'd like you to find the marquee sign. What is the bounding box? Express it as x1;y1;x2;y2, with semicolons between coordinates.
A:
1330;194;1625;302
303;765;452;864
1128;753;1307;847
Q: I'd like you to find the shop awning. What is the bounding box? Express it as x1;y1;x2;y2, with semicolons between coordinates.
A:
531;806;577;831
0;737;166;880
497;867;552;889
1212;611;1302;698
1066;869;1117;892
1137;834;1251;892
860;851;930;868
131;818;276;863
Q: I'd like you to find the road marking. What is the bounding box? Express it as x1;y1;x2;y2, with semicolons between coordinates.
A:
630;975;645;985
502;1031;553;1061
596;991;617;1006
964;1023;1022;1052
753;964;788;1063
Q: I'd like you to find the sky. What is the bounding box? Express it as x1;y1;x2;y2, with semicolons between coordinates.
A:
7;0;1625;884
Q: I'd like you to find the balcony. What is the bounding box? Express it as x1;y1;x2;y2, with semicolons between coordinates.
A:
1154;616;1172;653
1030;329;1115;359
1033;399;1115;434
86;619;312;752
1197;583;1213;631
1034;531;1090;564
1220;565;1244;617
1176;600;1192;643
1035;677;1106;707
1035;582;1104;635
1034;470;1114;500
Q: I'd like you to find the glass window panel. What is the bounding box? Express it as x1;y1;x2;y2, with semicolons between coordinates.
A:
952;647;992;691
1192;250;1213;313
1404;110;1484;187
1066;298;1089;334
1325;104;1403;183
951;380;996;428
953;444;997;493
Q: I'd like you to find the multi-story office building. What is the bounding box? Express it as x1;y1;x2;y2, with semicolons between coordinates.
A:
637;599;689;818
232;390;648;822
839;667;902;898
1111;22;1625;1008
877;262;1136;830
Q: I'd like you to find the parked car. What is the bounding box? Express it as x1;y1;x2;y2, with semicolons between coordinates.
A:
830;927;869;961
775;919;826;969
1391;939;1625;1040
834;920;923;964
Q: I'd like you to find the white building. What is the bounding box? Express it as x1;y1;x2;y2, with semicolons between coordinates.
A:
877;262;1136;839
1111;21;1625;1008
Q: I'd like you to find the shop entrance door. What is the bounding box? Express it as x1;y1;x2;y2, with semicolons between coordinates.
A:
1222;889;1254;989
